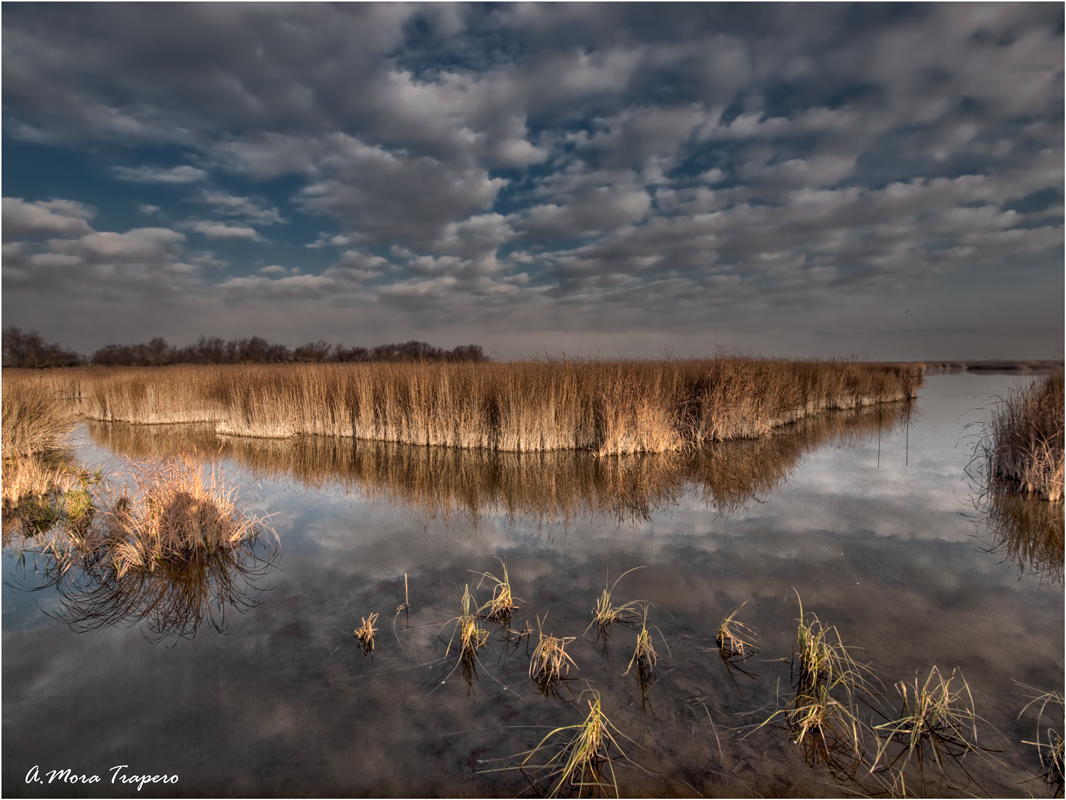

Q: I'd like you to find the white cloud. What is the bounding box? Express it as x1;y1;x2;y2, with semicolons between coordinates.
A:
188;221;264;242
2;197;95;242
112;165;208;183
192;190;284;225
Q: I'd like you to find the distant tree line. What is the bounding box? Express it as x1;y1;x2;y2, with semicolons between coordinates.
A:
2;327;487;368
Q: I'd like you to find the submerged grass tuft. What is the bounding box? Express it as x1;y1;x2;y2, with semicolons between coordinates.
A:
446;584;490;664
475;557;519;622
755;591;873;777
354;612;379;655
587;567;643;634
529;615;577;694
500;689;636;797
624;604;661;678
716;601;757;659
871;666;983;789
1017;683;1064;791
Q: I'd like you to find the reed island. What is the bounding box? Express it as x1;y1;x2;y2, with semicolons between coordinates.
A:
9;357;922;456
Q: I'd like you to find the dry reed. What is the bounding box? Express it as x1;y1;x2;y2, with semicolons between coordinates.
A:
529;615;578;694
38;357;920;455
14;454;277;641
502;689;635;797
977;372;1064;502
587;567;644;634
1016;684;1064;791
354;613;379;655
716;602;758;659
871;667;982;787
474;558;519;621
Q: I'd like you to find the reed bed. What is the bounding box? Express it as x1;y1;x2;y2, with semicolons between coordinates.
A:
27;357;921;455
977;371;1065;502
2;377;78;459
2;375;89;539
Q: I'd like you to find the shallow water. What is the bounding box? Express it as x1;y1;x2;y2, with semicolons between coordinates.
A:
3;373;1063;797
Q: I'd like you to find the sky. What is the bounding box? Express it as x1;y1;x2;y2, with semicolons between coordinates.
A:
2;3;1063;360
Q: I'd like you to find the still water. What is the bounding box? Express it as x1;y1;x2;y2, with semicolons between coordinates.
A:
3;373;1063;797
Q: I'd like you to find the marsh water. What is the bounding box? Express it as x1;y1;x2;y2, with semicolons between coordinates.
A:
3;373;1063;797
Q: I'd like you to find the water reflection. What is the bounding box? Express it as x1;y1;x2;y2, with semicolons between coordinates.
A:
973;490;1065;584
5;511;278;643
85;400;913;525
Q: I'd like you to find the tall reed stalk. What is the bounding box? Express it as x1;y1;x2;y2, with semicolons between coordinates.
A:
976;372;1064;502
35;357;921;454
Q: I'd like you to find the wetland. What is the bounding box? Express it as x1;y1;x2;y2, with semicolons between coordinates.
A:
2;368;1063;797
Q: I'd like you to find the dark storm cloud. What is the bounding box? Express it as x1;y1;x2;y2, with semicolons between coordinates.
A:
2;3;1062;357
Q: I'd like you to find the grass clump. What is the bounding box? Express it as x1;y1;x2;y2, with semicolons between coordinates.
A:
1017;684;1064;792
446;584;490;664
756;592;873;777
529;615;577;694
716;602;758;659
354;612;379;655
475;557;519;622
98;455;269;576
14;454;277;642
871;667;983;789
587;567;643;636
624;604;661;678
502;689;635;797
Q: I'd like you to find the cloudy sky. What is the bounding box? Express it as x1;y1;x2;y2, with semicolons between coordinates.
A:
2;3;1062;359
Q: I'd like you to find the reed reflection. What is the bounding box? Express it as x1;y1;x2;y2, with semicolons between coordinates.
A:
974;490;1065;584
5;456;279;643
85;402;913;526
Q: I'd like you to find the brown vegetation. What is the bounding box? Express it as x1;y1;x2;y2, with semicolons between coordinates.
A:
12;454;277;641
9;357;921;456
1;376;83;526
976;372;1064;502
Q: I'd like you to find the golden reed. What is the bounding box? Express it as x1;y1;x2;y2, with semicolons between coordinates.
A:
6;357;922;455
